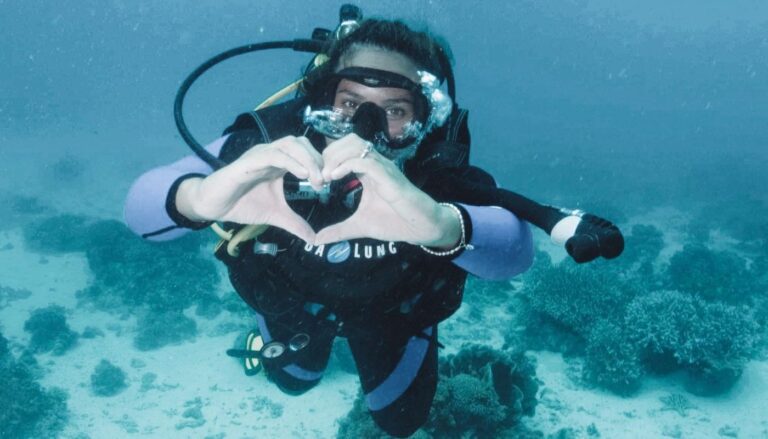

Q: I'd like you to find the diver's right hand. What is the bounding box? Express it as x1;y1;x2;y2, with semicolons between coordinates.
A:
175;135;324;242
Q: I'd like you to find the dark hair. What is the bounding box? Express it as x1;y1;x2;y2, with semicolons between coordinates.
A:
301;18;453;99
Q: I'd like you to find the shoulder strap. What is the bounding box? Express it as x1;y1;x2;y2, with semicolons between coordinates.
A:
408;107;471;186
218;98;310;164
222;97;309;140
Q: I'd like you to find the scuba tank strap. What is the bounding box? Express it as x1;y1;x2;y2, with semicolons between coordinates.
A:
222;98;309;141
407;106;471;186
447;107;469;144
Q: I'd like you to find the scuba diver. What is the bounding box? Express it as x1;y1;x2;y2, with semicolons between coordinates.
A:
124;8;623;437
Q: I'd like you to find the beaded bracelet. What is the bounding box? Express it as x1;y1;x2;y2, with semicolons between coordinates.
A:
419;203;471;257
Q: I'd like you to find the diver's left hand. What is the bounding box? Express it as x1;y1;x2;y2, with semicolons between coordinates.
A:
314;134;461;247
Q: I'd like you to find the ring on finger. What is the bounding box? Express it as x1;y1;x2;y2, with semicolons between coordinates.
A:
359;141;374;159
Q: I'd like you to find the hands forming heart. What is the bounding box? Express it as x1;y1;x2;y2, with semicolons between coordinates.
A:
179;134;460;248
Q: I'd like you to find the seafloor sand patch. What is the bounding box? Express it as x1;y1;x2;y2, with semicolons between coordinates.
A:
524;351;768;438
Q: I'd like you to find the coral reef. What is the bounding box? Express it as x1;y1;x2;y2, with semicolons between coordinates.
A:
664;244;753;304
336;394;409;439
583;319;644;395
0;193;51;230
659;393;697;417
0;333;7;355
463;273;518;311
133;309;198;351
176;397;206;430
516;233;764;396
622;224;664;266
72;219;220;350
689;196;768;244
90;359;128;397
438;344;538;421
79;220;219;311
23;305;79;355
0;331;69;437
523;260;637;340
429;373;507;437
80;326;104;339
22;214;94;254
625;290;760;395
0;285;32;310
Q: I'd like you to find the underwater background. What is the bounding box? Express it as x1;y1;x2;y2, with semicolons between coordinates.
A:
1;0;766;437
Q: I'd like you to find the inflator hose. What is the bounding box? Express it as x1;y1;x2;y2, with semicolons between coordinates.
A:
173;39;325;170
426;170;625;263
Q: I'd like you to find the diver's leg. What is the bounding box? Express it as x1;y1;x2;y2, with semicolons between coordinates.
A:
254;310;335;395
347;324;439;438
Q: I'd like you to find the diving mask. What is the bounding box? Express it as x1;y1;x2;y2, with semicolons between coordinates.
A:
304;68;453;164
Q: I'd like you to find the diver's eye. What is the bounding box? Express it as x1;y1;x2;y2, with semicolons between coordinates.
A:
385;106;408;120
341;100;359;111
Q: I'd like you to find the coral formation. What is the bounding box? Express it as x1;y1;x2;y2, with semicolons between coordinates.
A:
133;309;198;351
429;373;507;437
622;224;664;266
336;394;409;439
659;393;697;417
22;214;94;254
626;290;760;395
521;258;638;359
0;193;51;230
583;319;644;395
0;331;69;437
337;344;539;438
72;219;219;349
525;262;636;336
438;344;538;421
176;397;206;430
665;245;753;304
21;216;222;351
90;359;128;397
517;235;764;396
23;305;79;355
80;326;104;339
0;285;32;310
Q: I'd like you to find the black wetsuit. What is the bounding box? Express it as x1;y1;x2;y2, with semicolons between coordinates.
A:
201;97;474;437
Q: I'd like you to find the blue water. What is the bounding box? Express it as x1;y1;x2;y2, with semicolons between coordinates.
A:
1;1;766;438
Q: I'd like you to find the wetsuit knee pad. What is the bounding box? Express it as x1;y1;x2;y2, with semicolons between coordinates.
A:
368;378;436;437
265;366;323;395
362;331;439;437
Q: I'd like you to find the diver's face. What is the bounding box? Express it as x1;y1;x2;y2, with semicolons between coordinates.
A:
332;80;416;139
333;46;421;139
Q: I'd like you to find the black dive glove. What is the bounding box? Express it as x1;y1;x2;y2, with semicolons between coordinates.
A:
550;209;624;263
418;166;625;264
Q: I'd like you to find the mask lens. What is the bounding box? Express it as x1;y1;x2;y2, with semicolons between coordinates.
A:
303;106;354;139
332;88;425;144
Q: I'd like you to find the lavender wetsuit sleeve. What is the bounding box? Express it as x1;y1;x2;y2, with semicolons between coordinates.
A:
452;203;534;280
123;135;229;241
